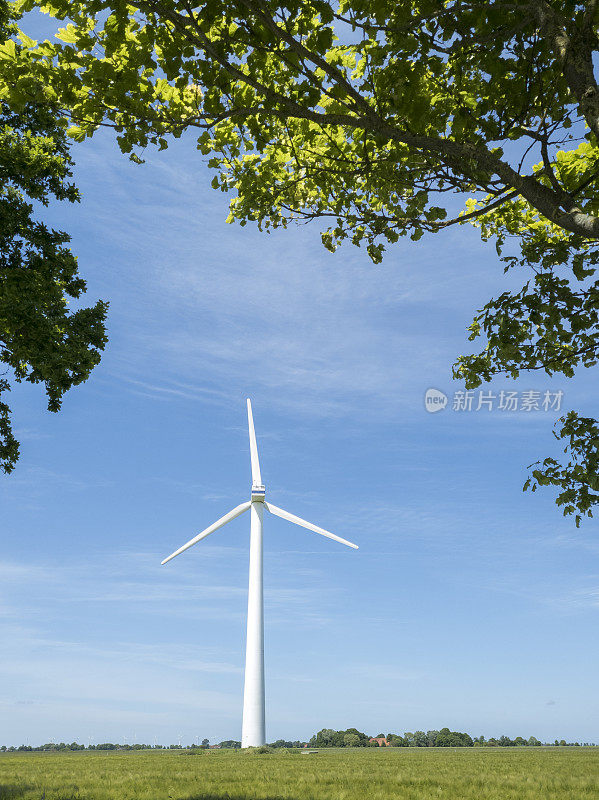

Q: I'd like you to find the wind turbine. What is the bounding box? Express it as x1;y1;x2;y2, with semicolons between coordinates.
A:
161;399;358;748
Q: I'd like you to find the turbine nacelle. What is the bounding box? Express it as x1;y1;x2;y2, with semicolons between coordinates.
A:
251;484;266;502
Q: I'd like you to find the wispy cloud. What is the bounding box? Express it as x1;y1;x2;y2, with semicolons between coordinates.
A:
348;663;423;682
545;585;599;612
64;138;492;421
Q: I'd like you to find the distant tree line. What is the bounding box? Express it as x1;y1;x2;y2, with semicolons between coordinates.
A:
0;743;157;752
267;739;307;749
1;732;596;752
308;728;594;748
0;742;210;752
0;742;87;752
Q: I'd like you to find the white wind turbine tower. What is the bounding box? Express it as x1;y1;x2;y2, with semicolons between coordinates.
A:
161;399;358;748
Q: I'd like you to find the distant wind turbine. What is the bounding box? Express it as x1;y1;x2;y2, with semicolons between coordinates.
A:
161;399;358;748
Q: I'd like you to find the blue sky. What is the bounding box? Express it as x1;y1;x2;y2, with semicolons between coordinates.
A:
1;109;599;746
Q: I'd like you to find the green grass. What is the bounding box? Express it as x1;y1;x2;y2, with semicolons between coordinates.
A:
0;747;597;800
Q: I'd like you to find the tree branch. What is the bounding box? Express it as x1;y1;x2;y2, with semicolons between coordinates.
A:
120;0;599;240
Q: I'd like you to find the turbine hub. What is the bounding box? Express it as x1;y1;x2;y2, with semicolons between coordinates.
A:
251;484;266;503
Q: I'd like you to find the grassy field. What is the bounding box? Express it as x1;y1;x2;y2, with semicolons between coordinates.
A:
0;747;598;800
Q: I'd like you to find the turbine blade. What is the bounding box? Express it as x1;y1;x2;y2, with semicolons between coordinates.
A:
161;501;251;565
247;398;262;486
264;502;358;549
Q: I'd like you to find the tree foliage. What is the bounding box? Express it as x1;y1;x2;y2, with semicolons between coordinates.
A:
0;1;107;472
309;727;559;748
524;410;599;519
309;727;370;747
5;0;599;514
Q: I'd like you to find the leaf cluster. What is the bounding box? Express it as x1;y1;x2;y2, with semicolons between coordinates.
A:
525;411;599;525
0;3;107;471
